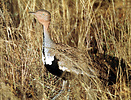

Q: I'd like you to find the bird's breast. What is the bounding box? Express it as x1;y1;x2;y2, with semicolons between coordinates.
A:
43;47;55;65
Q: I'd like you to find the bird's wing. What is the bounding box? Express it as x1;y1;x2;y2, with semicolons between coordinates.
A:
48;44;104;78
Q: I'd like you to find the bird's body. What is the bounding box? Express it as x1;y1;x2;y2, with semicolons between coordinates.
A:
42;35;96;79
29;9;115;82
29;9;94;79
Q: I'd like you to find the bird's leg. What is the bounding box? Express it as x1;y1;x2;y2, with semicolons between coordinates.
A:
52;80;68;100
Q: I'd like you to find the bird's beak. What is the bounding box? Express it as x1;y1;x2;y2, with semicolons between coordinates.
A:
29;12;36;15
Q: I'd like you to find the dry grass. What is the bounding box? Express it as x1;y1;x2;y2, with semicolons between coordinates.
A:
0;0;131;100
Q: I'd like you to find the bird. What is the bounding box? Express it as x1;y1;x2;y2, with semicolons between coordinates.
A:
29;9;130;99
29;9;96;79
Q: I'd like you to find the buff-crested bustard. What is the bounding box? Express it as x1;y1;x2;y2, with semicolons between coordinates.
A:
29;9;130;99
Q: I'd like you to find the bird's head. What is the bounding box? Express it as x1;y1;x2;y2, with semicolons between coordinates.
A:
29;9;51;25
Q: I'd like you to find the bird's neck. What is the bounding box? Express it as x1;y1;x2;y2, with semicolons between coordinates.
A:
43;23;54;47
42;22;55;65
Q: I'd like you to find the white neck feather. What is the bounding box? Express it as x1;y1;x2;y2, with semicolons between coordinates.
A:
43;26;54;47
42;26;55;65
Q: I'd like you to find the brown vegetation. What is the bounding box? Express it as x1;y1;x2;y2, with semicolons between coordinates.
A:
0;0;131;100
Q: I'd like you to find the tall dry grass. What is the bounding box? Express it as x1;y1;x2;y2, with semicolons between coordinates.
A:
0;0;131;100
